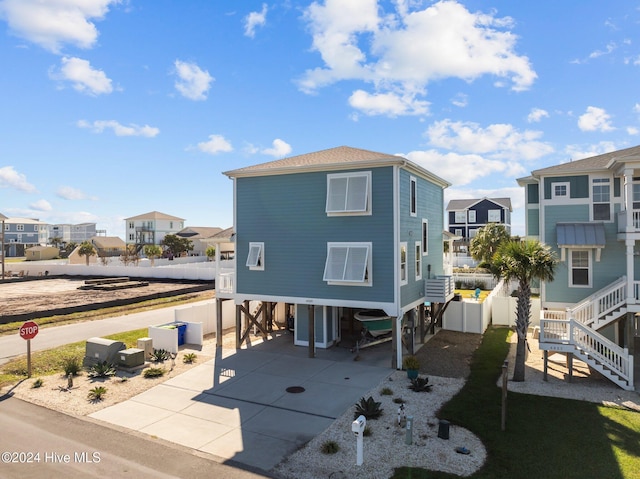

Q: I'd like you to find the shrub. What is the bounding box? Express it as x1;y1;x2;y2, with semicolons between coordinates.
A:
31;378;44;389
320;440;340;454
143;367;165;378
393;397;406;404
363;425;372;437
87;361;116;379
380;387;393;396
182;353;197;364
87;386;107;401
408;376;432;392
402;355;420;370
354;396;383;420
150;349;171;362
62;355;82;377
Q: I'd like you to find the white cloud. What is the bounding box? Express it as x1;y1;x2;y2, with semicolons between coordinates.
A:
627;127;639;135
56;186;95;200
173;60;214;101
451;93;468;108
77;120;159;137
578;106;614;132
197;135;233;154
261;139;292;158
527;108;549;123
425;119;554;160
0;0;120;53
0;166;36;192
589;42;617;59
51;57;113;95
29;199;52;211
563;142;618;162
634;103;640;114
404;149;515;186
348;90;429;116
244;3;268;38
299;0;536;116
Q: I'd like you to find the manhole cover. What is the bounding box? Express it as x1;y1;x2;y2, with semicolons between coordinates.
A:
286;386;305;394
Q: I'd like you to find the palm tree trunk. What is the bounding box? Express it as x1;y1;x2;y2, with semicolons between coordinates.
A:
512;281;531;382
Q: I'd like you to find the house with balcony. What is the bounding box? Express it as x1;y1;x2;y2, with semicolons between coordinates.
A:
48;223;97;245
125;211;185;253
216;146;454;367
446;197;512;251
518;145;640;390
3;217;48;257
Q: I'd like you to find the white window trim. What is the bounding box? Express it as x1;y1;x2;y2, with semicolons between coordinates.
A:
17;224;24;231
454;211;466;223
400;242;408;286
326;171;372;216
410;176;417;217
551;181;570;199
488;209;501;222
569;249;591;288
323;242;372;286
415;242;422;280
468;210;476;223
591;177;612;222
421;219;429;255
454;228;463;237
246;242;264;271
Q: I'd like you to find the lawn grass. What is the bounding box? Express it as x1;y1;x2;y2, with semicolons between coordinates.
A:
392;327;640;479
0;329;148;389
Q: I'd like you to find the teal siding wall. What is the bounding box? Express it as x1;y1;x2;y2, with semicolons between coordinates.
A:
543;175;589;199
527;183;539;204
526;208;539;236
544;204;626;304
399;169;445;308
235;167;395;302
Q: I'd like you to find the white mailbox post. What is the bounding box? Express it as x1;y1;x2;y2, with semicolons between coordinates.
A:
351;414;366;466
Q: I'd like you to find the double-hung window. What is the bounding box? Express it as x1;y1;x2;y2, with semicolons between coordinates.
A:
569;249;590;287
454;211;465;223
592;178;610;221
326;172;371;215
488;209;501;222
246;242;264;270
415;242;422;280
323;242;371;286
468;210;476;223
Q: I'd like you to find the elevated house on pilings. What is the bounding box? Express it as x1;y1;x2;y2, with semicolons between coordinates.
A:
215;146;455;369
518;144;640;391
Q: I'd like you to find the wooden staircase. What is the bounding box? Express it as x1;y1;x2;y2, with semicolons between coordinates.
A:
539;276;635;391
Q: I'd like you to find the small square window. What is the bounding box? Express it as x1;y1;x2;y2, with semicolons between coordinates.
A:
552;182;569;199
246;242;264;270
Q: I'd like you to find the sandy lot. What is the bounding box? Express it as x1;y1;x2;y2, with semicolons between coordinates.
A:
0;277;213;318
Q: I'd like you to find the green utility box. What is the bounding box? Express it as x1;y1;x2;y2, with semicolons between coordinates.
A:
117;348;145;368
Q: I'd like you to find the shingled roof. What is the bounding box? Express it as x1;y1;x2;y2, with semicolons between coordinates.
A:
446;197;512;211
223;145;451;187
531;144;640;176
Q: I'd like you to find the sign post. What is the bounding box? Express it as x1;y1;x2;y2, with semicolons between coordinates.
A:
19;321;39;378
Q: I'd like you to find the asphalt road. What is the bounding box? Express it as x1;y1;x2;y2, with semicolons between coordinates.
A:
0;396;270;479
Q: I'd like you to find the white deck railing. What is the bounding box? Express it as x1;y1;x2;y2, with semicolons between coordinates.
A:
424;275;455;303
540;318;634;390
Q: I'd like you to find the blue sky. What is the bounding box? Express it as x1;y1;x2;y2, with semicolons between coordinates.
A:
1;1;640;240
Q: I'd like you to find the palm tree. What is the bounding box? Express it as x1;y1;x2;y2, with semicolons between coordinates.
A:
492;239;557;382
469;223;510;266
77;241;97;266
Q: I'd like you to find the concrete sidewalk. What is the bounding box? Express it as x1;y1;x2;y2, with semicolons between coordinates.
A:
0;303;198;365
89;333;393;474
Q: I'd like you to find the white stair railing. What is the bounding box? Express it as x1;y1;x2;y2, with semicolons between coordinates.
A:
539;318;634;391
565;276;627;328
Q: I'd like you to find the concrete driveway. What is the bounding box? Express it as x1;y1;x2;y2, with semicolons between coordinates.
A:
89;333;393;474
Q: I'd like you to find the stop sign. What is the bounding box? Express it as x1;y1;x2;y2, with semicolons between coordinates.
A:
19;321;39;340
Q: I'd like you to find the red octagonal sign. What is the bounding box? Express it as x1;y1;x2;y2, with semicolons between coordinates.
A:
19;321;39;340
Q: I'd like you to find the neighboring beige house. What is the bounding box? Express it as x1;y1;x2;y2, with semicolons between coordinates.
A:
206;226;235;260
90;236;126;257
176;226;224;256
125;211;185;252
25;245;59;261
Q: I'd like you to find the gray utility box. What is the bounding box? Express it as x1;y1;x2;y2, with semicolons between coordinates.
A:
117;348;145;368
137;337;153;360
84;337;126;367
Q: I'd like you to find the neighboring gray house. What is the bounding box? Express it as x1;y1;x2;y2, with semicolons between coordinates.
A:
217;146;454;367
518;144;640;390
48;223;97;245
3;217;48;257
